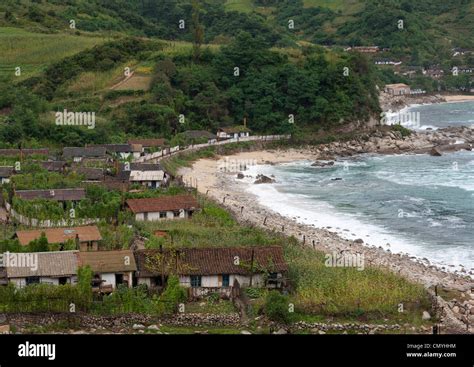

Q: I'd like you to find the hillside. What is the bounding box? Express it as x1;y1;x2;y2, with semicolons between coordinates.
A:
0;0;472;148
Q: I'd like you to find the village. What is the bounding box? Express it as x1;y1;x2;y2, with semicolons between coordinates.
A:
0;126;305;334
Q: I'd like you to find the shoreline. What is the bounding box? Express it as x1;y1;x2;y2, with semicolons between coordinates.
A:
180;148;474;332
180;150;473;287
379;92;474;113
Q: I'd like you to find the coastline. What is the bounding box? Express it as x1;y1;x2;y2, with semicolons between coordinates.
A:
379;92;474;113
180;150;473;288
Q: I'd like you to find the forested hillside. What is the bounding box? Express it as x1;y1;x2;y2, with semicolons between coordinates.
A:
0;0;472;147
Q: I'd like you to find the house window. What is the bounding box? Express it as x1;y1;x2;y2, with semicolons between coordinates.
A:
222;274;230;287
160;212;167;218
26;277;40;285
173;211;180;218
190;275;201;288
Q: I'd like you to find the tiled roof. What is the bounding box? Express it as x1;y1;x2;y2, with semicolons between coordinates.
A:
128;139;166;148
73;167;104;181
78;250;137;273
135;246;288;277
63;147;107;159
16;225;102;246
15;188;86;201
0;166;14;177
5;251;78;278
41;161;66;172
129;170;164;182
120;163;165;172
95;144;133;153
126;195;199;214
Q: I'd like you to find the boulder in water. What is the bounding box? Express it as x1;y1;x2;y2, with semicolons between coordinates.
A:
254;174;276;184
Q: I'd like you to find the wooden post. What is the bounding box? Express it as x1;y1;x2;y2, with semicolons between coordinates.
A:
240;206;244;214
282;225;284;232
223;196;226;203
249;248;255;287
312;240;315;249
302;235;305;245
263;217;267;226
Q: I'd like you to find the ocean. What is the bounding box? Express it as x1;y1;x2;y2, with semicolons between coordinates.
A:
245;101;474;271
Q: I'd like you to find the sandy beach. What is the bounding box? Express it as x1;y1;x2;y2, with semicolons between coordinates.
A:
444;95;474;102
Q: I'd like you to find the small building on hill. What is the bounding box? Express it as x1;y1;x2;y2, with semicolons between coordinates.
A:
4;251;78;288
126;195;199;221
135;246;288;297
63;147;107;162
0;167;14;184
217;126;251;140
77;250;136;290
14;188;86;202
384;83;411;96
15;225;102;251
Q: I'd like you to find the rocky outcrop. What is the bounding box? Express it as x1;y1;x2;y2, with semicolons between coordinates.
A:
254;174;275;184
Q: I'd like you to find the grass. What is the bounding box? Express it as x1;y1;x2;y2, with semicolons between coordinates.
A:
136;198;433;323
224;0;255;13
0;27;107;80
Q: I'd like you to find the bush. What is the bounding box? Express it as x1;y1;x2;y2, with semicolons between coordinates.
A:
264;290;291;324
159;275;187;313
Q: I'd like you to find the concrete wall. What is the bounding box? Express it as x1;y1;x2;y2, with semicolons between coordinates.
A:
9;276;75;288
135;209;190;222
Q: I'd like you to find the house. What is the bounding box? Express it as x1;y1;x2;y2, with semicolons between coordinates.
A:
63;147;107;162
217;126;251;140
423;67;444;80
384;83;411;96
3;251;78;288
118;163;170;188
15;225;102;251
126;195;199;221
183;130;217;144
93;144;141;160
77;250;136;290
41;161;67;173
135;246;288;297
0;167;14;184
15;188;86;202
128;139;166;151
72;167;104;182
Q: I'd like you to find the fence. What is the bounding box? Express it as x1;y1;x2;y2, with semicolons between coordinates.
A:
4;202;100;228
137;135;291;163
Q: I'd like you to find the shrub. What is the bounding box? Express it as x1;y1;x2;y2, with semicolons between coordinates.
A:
264;290;291;324
159;275;187;313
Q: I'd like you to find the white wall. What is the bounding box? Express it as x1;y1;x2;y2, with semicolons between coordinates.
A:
135;210;189;222
101;273;116;289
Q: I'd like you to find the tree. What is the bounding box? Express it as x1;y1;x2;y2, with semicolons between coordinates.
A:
264;290;291;324
191;0;205;62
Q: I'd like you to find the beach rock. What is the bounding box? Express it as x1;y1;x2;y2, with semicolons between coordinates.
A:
311;161;335;168
148;325;160;331
354;239;364;244
236;173;244;179
274;328;288;335
331;178;343;181
422;311;431;320
429;147;442;156
241;330;252;335
254;174;275;184
132;324;145;330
